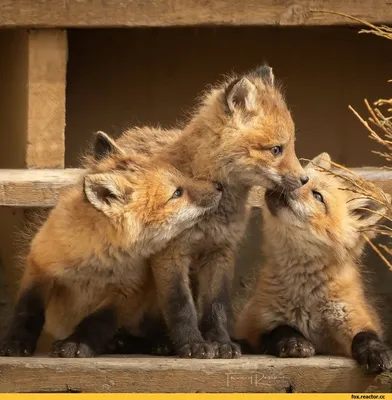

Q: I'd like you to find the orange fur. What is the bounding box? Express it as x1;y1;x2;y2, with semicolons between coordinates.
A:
235;153;389;358
100;65;307;358
14;147;222;350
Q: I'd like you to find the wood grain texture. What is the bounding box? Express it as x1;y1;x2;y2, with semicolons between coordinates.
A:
1;167;392;208
0;355;390;393
26;29;67;169
0;169;83;207
0;1;392;27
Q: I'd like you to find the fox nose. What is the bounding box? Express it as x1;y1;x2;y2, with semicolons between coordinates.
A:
214;182;223;192
300;175;309;186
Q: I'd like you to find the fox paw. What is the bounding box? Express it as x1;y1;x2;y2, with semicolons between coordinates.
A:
362;344;392;374
177;342;215;359
49;339;96;358
0;336;35;356
106;330;173;356
353;332;392;373
278;336;315;358
106;336;124;353
362;345;392;373
106;329;137;354
210;341;241;359
151;342;174;356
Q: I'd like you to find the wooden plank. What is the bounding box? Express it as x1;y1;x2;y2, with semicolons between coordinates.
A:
351;167;392;181
25;29;67;169
0;169;82;208
351;168;392;197
0;1;391;28
0;167;392;208
0;355;390;393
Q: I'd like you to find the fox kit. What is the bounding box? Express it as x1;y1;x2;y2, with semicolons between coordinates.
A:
235;152;392;373
97;65;308;359
0;133;222;357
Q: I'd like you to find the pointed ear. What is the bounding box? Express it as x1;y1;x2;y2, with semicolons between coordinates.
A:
93;131;125;161
306;152;332;171
248;64;275;86
225;77;257;114
348;195;388;229
84;173;132;213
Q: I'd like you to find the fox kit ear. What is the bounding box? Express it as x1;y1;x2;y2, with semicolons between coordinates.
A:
225;77;257;114
306;152;332;171
248;64;275;86
93;131;125;161
84;173;132;213
348;195;388;229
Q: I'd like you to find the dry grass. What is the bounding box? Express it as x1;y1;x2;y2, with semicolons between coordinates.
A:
310;11;392;270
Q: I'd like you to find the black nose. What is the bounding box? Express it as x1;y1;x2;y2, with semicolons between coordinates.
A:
300;175;309;185
214;182;223;192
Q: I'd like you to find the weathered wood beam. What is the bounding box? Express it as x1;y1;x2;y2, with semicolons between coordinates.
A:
0;355;390;393
0;167;392;208
25;29;67;169
0;1;391;28
0;169;83;208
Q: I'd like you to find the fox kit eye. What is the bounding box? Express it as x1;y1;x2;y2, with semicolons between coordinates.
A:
171;188;184;199
312;191;324;203
270;146;283;156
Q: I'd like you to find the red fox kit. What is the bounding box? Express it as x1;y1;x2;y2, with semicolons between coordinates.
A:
0;133;222;357
96;65;308;359
235;153;392;373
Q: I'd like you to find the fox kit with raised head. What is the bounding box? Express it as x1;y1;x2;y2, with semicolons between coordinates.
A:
0;133;222;357
98;65;308;359
235;153;392;373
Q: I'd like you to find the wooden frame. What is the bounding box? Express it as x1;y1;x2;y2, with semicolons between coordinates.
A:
0;1;392;27
0;5;392;394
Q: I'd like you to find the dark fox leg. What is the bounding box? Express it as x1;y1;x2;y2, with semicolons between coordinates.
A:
50;307;117;358
0;282;45;357
152;247;214;359
198;249;241;359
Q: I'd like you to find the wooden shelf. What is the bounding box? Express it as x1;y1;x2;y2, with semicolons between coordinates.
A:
0;355;390;393
0;167;391;208
1;1;392;28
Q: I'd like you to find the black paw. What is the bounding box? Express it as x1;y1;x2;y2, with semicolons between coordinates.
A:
0;336;35;356
277;336;315;358
49;339;96;358
177;342;215;359
210;341;241;359
106;328;149;355
106;329;173;356
151;342;174;356
105;329;151;355
106;336;124;353
352;332;392;374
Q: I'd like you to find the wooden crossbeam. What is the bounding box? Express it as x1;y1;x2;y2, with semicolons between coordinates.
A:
0;1;392;28
0;167;392;208
0;169;83;207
